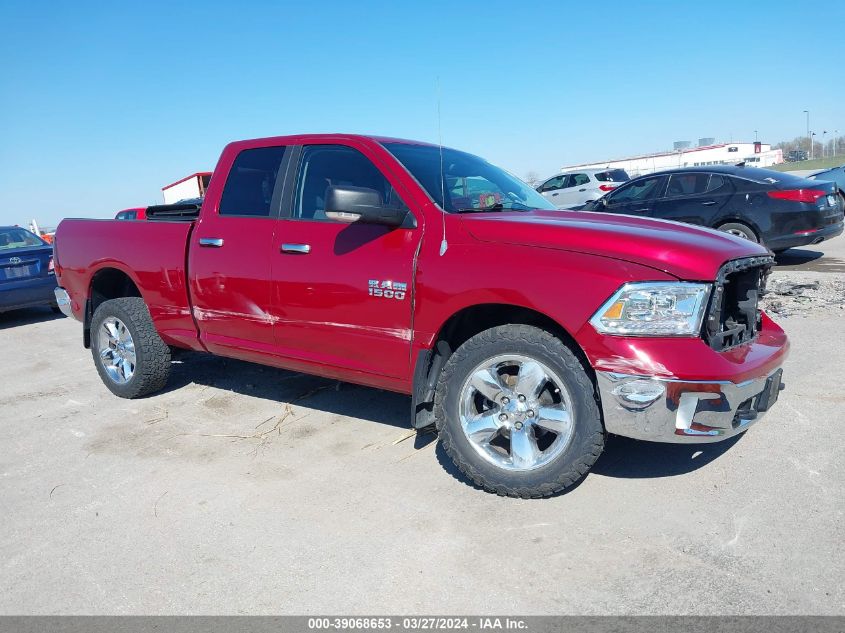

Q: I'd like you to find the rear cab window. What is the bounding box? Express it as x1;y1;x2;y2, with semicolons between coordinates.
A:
594;169;629;182
219;146;288;217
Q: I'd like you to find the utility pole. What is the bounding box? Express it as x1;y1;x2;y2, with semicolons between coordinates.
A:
804;110;810;159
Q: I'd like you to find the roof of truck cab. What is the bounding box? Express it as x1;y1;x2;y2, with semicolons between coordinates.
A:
226;133;439;149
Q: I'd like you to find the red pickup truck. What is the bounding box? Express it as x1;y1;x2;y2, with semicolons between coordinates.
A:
54;134;788;497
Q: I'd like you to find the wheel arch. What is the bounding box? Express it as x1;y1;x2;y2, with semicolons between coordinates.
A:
713;217;762;240
411;302;596;429
84;266;143;348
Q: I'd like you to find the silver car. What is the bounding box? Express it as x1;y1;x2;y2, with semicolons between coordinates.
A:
537;168;630;208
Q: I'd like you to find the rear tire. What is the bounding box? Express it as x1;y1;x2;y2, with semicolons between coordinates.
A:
717;221;758;243
91;297;171;398
434;324;604;498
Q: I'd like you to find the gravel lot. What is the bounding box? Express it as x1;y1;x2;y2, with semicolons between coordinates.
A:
1;241;843;615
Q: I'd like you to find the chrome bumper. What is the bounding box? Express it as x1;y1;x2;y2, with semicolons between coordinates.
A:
596;369;783;443
54;287;74;319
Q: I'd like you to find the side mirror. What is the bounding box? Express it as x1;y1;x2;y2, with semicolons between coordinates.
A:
325;185;410;227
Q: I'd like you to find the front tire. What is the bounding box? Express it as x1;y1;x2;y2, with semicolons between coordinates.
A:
91;297;171;398
434;325;604;498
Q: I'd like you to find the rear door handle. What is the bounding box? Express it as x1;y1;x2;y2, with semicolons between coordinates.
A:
281;243;311;254
578;188;586;192
701;200;717;206
198;238;224;247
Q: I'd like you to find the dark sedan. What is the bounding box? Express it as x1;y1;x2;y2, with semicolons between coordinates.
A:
0;226;59;314
581;166;844;252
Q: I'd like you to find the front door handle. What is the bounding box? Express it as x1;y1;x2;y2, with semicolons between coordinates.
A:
199;238;224;247
281;243;311;254
701;200;717;206
551;192;559;196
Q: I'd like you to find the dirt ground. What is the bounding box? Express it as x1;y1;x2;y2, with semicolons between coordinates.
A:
1;241;843;615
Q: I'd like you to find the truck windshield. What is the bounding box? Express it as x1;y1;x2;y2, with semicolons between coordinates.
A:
382;142;556;213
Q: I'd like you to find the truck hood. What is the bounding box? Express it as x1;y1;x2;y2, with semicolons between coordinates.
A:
461;210;769;280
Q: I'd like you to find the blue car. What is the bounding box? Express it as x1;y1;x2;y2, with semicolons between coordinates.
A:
0;226;59;314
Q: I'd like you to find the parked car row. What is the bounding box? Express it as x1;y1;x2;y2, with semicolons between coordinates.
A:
539;165;844;253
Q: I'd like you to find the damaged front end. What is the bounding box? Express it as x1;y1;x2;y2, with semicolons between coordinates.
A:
704;255;774;351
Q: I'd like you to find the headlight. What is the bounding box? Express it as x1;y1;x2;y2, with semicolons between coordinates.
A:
590;282;711;336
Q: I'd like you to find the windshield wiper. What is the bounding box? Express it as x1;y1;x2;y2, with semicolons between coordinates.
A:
453;202;532;213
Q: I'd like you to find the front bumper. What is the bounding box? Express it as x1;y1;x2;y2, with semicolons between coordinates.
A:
596;368;783;443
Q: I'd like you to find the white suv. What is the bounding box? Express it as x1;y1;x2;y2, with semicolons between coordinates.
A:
537;168;630;208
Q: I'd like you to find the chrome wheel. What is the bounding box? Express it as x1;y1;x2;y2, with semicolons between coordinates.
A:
97;316;136;384
458;354;575;472
725;228;748;238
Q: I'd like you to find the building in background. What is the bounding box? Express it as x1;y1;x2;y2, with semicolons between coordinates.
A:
161;172;212;204
562;140;783;178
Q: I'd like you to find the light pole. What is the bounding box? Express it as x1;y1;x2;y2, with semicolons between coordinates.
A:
822;131;827;158
835;130;839;158
754;130;758;142
804;110;810;159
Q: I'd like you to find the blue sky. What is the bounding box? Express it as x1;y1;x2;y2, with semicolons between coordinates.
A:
1;0;843;227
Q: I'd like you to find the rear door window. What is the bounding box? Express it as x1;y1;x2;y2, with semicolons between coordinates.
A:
570;173;590;186
219;146;287;217
664;173;733;198
665;173;711;197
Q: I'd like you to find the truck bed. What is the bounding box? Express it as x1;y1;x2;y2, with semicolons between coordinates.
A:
55;218;200;349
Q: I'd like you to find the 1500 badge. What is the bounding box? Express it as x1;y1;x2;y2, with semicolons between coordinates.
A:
368;279;407;300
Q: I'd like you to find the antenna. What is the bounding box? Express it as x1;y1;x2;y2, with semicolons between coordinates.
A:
437;77;448;256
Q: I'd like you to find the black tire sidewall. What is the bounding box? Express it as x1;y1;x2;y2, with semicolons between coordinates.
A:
90;298;167;398
435;325;604;496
